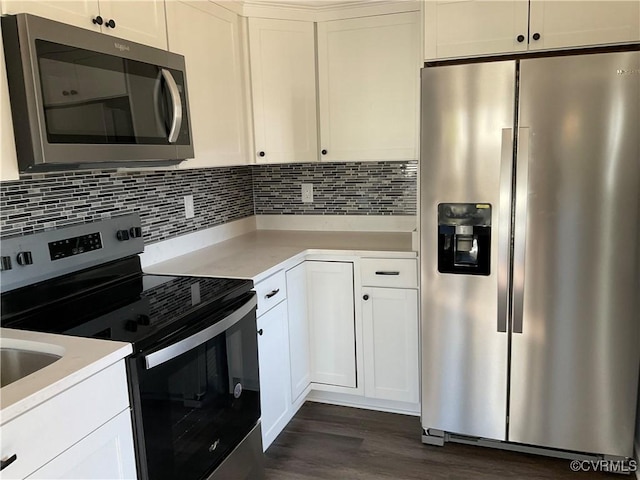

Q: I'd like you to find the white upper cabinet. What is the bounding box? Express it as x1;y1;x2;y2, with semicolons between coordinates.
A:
248;18;317;164
423;1;529;60
2;0;102;32
1;0;168;49
167;1;249;168
424;0;640;61
527;1;640;51
317;12;421;162
98;1;167;50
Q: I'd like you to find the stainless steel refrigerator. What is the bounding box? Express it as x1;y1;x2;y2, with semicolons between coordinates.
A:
420;50;640;458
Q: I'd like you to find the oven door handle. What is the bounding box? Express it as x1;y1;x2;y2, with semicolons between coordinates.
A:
143;294;257;370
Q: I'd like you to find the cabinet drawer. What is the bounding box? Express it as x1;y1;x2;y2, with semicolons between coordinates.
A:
255;270;287;317
361;258;417;288
0;361;130;480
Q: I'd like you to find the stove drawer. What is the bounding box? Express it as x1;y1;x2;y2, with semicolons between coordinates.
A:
0;361;130;479
255;270;287;317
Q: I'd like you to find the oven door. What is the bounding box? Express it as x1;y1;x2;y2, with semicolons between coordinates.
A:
132;293;260;480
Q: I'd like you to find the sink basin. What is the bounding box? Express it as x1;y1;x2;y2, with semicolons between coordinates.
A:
1;348;62;388
0;336;66;389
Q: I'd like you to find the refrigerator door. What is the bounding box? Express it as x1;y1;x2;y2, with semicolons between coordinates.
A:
420;61;515;440
509;51;640;457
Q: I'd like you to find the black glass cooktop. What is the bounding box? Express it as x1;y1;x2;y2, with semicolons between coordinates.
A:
0;255;253;352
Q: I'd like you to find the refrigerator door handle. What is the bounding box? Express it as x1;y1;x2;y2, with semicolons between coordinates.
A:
512;127;530;334
497;128;513;333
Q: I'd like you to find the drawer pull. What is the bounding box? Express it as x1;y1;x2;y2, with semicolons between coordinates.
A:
265;289;280;299
375;271;400;276
1;454;17;471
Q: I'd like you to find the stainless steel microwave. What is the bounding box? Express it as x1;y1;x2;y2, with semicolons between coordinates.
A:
1;14;194;172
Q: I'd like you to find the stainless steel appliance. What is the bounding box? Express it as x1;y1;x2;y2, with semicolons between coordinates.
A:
0;215;263;480
1;14;194;172
420;49;640;459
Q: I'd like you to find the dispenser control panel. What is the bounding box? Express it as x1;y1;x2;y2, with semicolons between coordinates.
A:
438;203;491;276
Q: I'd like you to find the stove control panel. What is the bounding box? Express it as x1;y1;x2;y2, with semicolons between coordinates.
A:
49;232;103;261
0;213;143;292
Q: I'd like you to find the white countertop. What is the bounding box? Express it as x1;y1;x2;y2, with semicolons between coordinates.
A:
0;328;132;424
144;229;415;281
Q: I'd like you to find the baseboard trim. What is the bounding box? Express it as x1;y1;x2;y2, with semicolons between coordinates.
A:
306;390;420;417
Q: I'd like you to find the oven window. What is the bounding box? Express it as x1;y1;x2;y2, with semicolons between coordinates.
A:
138;309;260;480
35;40;190;145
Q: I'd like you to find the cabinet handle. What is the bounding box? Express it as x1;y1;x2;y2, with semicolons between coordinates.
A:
532;32;541;41
257;329;263;336
105;19;116;28
516;34;525;43
258;151;265;157
265;289;280;299
321;149;327;155
92;15;103;25
0;454;17;471
375;271;400;276
363;294;369;301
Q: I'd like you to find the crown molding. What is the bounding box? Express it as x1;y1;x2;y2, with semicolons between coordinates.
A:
213;0;421;22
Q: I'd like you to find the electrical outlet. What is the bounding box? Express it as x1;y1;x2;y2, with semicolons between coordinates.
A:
184;195;194;219
301;184;313;203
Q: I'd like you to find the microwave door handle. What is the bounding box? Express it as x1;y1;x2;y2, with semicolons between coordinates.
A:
160;68;183;143
143;294;257;370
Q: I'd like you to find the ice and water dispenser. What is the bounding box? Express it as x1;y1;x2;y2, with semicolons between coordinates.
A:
437;203;491;276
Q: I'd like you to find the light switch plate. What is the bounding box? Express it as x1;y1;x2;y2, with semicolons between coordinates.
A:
184;195;194;219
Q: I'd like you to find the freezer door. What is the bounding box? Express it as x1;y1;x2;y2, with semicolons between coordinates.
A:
509;51;640;457
420;61;515;440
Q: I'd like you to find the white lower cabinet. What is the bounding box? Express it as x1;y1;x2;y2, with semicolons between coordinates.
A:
27;409;136;480
257;301;291;450
0;361;136;480
306;261;356;388
362;287;419;403
285;262;311;402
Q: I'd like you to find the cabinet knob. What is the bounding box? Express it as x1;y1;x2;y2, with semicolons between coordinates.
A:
258;151;265;157
0;454;17;471
363;294;369;301
92;15;103;25
516;34;525;43
321;149;327;155
257;329;263;336
532;32;541;41
105;19;116;28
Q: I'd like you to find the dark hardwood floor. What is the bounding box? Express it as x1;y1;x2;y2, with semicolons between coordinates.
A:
264;403;624;479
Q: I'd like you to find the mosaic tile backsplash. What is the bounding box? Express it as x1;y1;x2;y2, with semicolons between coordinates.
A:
253;161;417;215
0;167;254;244
0;161;417;244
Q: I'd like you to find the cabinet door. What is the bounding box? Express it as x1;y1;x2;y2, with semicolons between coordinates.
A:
167;1;249;168
317;12;420;162
362;287;419;403
0;18;19;181
99;0;168;50
307;261;356;388
27;410;137;480
528;1;640;51
1;0;101;32
248;18;317;164
257;302;291;450
423;1;529;60
286;262;311;401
